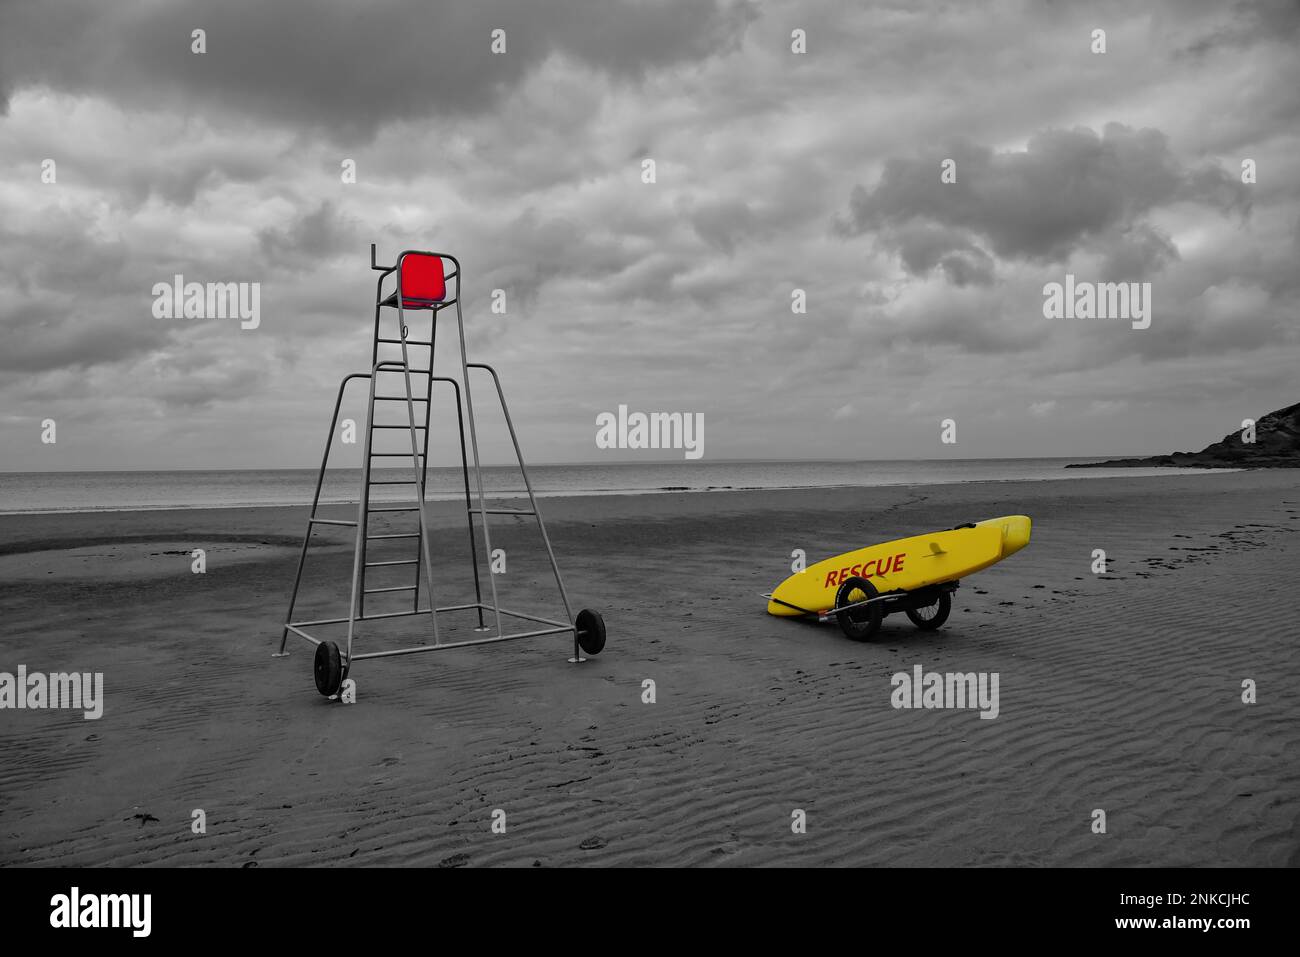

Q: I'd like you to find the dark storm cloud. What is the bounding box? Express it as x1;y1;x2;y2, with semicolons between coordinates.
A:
0;203;359;377
258;202;362;271
1176;0;1300;57
34;150;270;211
0;213;164;372
1;216;131;298
0;0;756;137
470;208;642;312
688;198;756;254
113;151;274;210
1096;223;1180;282
2;0;1298;467
839;124;1251;277
0;294;161;374
888;222;995;287
147;361;266;410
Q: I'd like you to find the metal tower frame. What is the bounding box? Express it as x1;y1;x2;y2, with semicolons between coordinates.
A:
277;245;606;697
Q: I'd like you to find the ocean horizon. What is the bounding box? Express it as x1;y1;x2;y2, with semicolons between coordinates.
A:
0;458;1226;515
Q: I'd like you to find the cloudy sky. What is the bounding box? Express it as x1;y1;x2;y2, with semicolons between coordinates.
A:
1;0;1297;471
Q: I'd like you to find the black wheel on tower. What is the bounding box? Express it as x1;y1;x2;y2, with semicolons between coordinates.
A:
314;640;345;697
575;609;606;655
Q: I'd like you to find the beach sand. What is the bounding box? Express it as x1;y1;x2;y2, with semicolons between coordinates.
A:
1;470;1298;867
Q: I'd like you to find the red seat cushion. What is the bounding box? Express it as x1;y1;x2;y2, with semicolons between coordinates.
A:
399;254;446;306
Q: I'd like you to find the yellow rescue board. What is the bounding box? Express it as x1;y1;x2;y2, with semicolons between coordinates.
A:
767;515;1031;616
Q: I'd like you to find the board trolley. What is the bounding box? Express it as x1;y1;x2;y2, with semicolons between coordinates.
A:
763;515;1030;641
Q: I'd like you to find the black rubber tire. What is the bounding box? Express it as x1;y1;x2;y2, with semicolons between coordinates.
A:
575;609;606;656
835;577;883;642
906;591;952;630
313;640;345;697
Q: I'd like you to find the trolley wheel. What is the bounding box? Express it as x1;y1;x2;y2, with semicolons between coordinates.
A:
575;609;606;656
834;576;883;642
905;591;952;630
313;640;346;697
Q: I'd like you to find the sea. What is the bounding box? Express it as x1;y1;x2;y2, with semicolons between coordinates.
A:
0;459;1223;515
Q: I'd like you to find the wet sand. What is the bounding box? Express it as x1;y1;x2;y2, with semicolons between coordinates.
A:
1;470;1298;866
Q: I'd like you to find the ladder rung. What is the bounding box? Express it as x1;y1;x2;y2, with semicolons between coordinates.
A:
367;532;421;540
371;424;427;430
375;367;431;375
377;337;434;346
369;479;417;485
310;518;358;526
470;507;536;516
365;559;419;567
369;505;422;512
363;585;417;595
374;397;428;402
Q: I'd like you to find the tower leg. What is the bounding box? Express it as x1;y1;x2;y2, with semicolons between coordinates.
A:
345;374;380;663
279;374;364;656
447;377;487;630
467;363;579;661
454;301;504;638
413;317;436;613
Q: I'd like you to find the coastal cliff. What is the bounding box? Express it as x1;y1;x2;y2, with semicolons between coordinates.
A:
1069;401;1300;469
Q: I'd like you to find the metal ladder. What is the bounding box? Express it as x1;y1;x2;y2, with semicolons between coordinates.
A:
277;246;606;698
